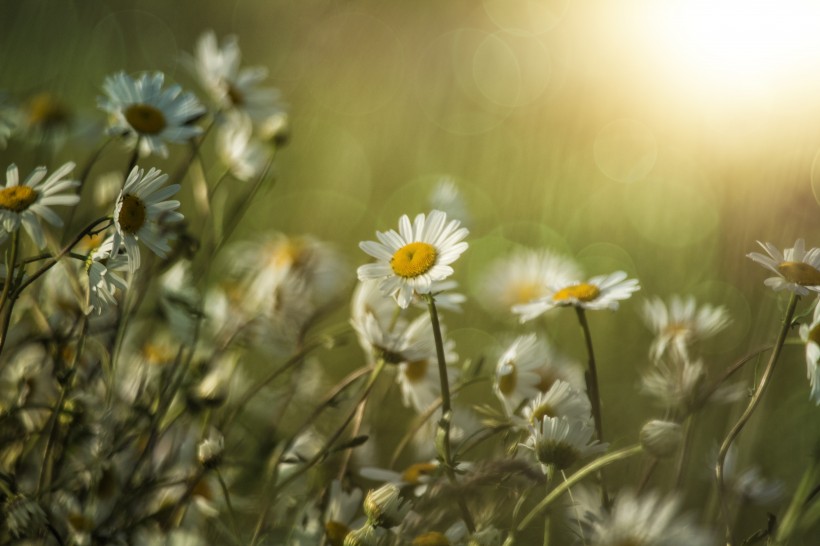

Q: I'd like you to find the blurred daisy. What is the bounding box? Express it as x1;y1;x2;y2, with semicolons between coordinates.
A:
0;92;15;148
217;113;272;181
112;166;183;274
361;460;445;497
396;320;458;412
640;354;743;412
85;235;129;315
579;490;714;546
323;480;365;546
189;30;285;124
642;295;731;361
0;162;79;248
494;333;585;416
717;445;784;506
513;271;640;322
428;177;469;226
799;298;820;404
480;247;581;314
521;380;593;428
520;416;605;472
98;71;204;158
358;210;469;308
412;279;466;312
748;239;820;295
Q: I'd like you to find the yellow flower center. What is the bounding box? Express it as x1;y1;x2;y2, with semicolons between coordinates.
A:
413;532;451;546
401;462;438;484
324;521;351;546
391;242;437;278
27;92;70;129
0;185;38;212
529;403;556;424
536;440;580;470
778;261;820;286
404;360;428;383
118;194;147;234
535;368;558;393
124;103;167;135
226;82;244;106
497;362;518;395
508;281;544;305
268;238;306;271
552;283;601;304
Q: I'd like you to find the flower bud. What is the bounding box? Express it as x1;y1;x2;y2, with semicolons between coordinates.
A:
197;429;225;468
363;483;410;528
639;419;683;458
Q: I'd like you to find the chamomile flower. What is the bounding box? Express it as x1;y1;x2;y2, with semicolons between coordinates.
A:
324;480;365;546
494;334;585;416
480;247;581;314
217;113;272;181
521;380;593;428
513;271;640;322
747;239;820;295
98;71;205;158
396;328;458;413
189;30;285;124
112;166;183;275
799;298;820;404
520;416;606;472
0;162;79;248
579;490;714;546
358;210;469;309
428;177;469;226
85;235;129;315
642;295;731;361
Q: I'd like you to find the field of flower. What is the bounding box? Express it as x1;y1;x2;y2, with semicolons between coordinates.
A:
1;1;820;545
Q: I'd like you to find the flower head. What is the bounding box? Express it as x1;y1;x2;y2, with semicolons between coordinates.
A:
513;271;640;322
748;239;820;295
112;166;183;274
521;416;606;471
0;162;79;248
217;113;272;181
642;295;731;361
98;71;204;157
358;210;468;308
85;235;129;315
799;298;820;404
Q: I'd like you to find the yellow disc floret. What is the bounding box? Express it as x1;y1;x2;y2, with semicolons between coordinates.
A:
552;283;601;304
325;521;351;546
403;360;428;383
412;532;451;546
118;194;147;234
0;185;38;212
391;242;437;278
778;261;820;286
401;462;437;484
124;103;167;135
497;362;518;396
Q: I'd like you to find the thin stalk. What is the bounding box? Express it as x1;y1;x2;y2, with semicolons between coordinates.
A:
716;292;799;546
673;415;694;489
425;293;476;533
0;230;20;312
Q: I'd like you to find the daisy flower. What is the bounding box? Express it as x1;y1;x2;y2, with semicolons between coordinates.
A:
642;295;731;361
216;112;272;181
111;166;183;275
799;298;820;404
323;479;365;546
578;490;714;546
513;271;640;322
521;380;593;428
0;162;79;248
747;239;820;295
494;333;585;416
85;235;129;315
189;30;285;125
480;247;581;314
396;322;458;412
520;416;606;472
98;71;205;158
358;210;469;309
428;177;469;226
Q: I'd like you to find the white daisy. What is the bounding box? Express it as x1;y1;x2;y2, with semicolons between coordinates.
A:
513;271;640;322
480;247;582;314
85;235;129;315
799;298;820;404
98;71;205;158
747;239;820;295
642;295;731;361
358;210;469;309
189;30;285;124
412;279;467;312
112;166;183;275
640;354;743;412
579;490;714;546
494;333;585;416
216;112;272;181
428;177;469;226
521;380;593;428
396;319;458;412
520;416;606;472
0;162;79;248
323;479;365;546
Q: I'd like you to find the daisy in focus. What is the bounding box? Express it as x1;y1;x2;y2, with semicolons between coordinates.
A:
642;295;731;361
0;162;79;248
799;298;820;404
98;71;205;158
480;247;581;314
358;210;469;309
111;166;183;274
513;271;640;322
747;239;820;295
189;30;285;125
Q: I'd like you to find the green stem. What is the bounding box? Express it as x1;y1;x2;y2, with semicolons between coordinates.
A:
425;293;476;533
716;292;799;546
0;230;20;313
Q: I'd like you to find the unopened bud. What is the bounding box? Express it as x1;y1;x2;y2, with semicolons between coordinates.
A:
363;483;410;528
639;419;683;458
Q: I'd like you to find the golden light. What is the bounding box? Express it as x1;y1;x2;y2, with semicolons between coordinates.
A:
646;0;820;103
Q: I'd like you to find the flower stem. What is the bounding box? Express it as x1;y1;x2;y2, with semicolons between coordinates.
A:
715;291;799;546
425;292;476;533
